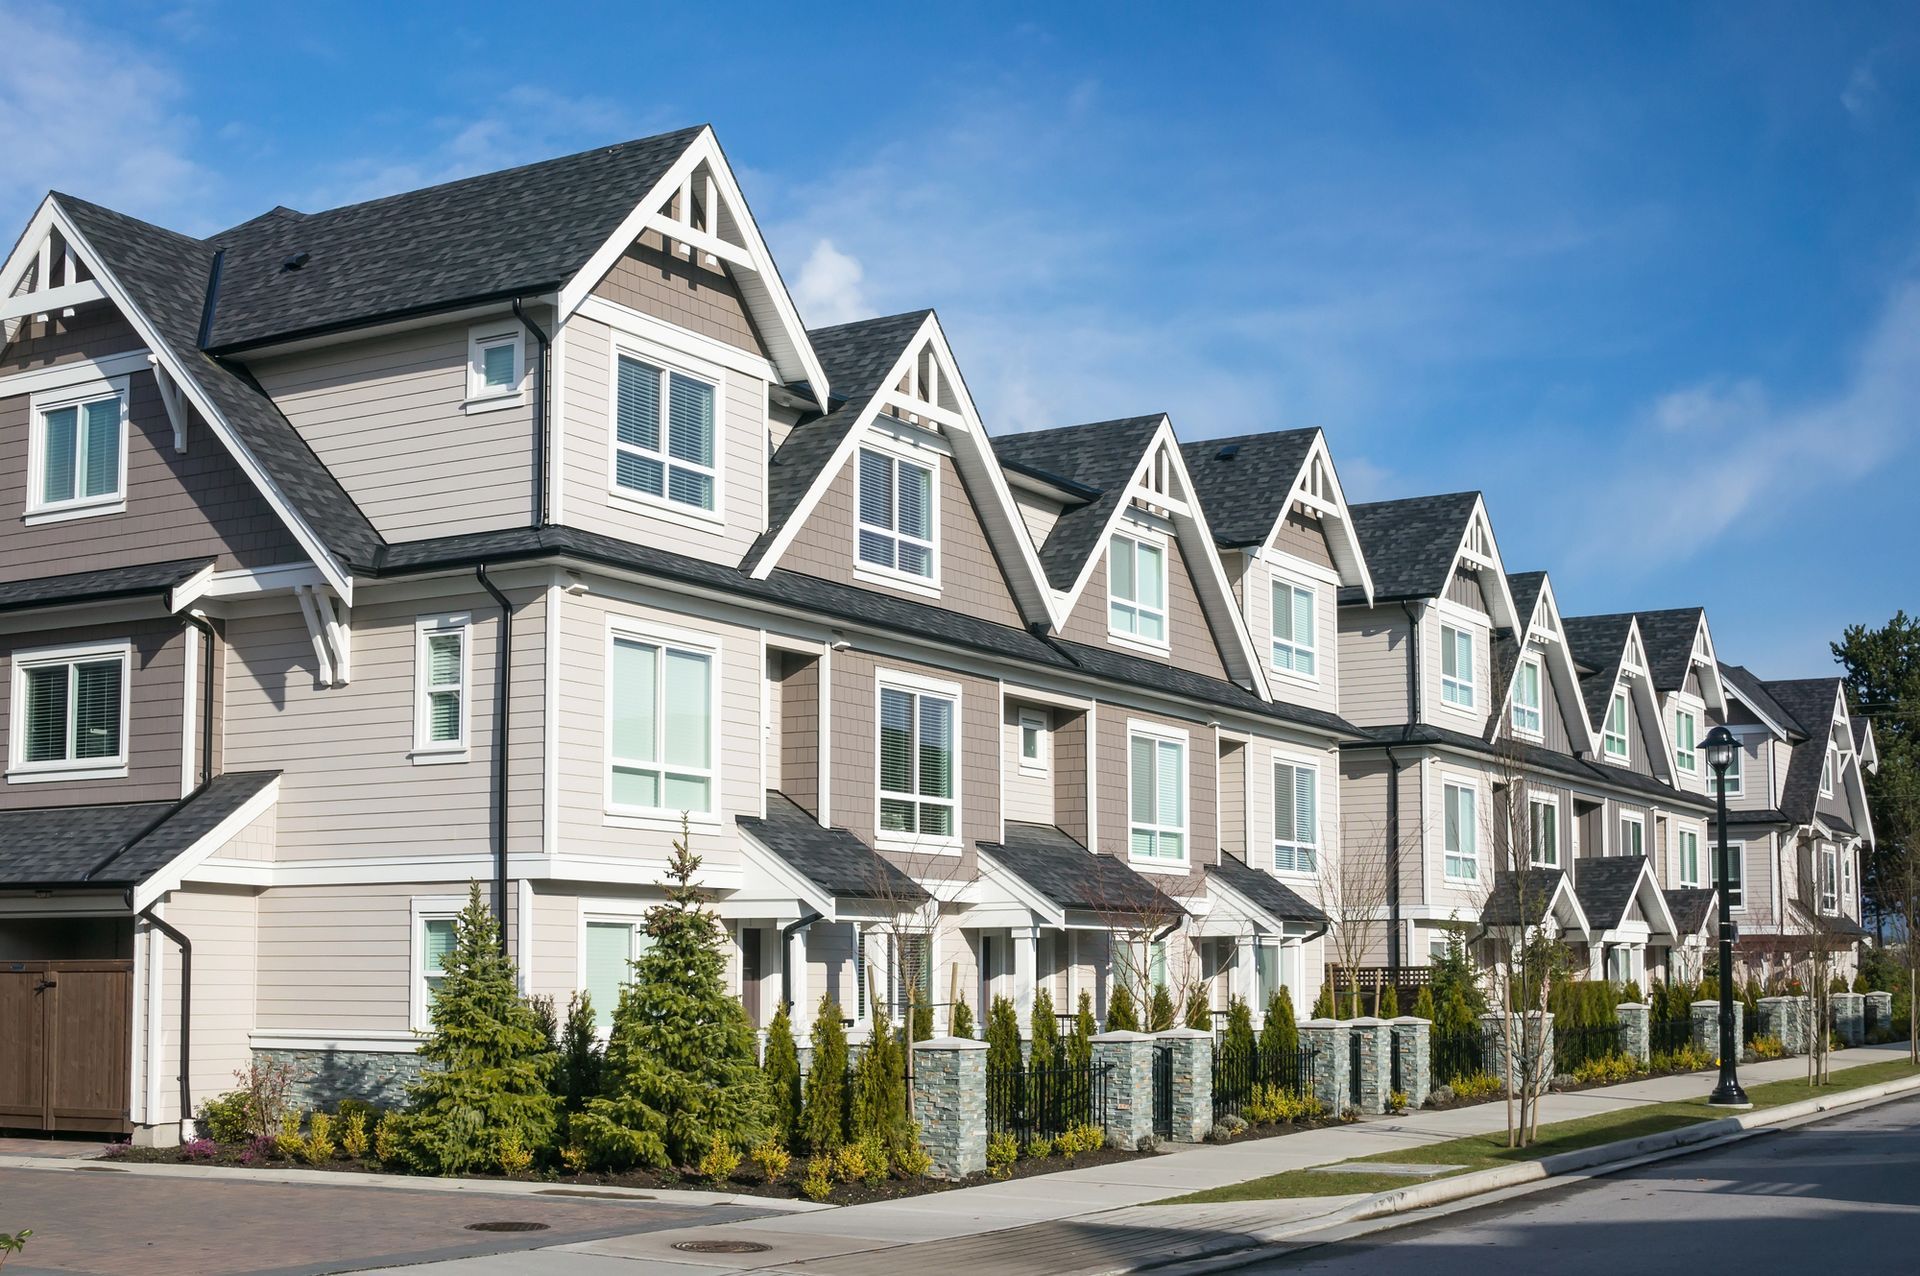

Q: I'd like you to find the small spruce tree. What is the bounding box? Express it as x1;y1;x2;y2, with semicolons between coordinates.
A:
1260;988;1298;1082
397;882;557;1175
950;996;975;1039
1106;982;1140;1032
1412;985;1436;1021
764;1003;801;1149
1184;989;1212;1031
572;823;769;1169
1378;983;1400;1018
1149;985;1178;1032
1030;987;1063;1069
1311;981;1335;1020
802;995;849;1155
851;1022;909;1153
1067;990;1095;1123
985;996;1022;1131
1224;996;1256;1061
1073;989;1096;1049
556;990;603;1113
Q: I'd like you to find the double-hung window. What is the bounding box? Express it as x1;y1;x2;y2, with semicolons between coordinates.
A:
1842;849;1853;906
1819;845;1838;913
878;682;956;840
1712;739;1744;796
1108;532;1167;646
1270;580;1316;677
1674;708;1698;775
1511;656;1543;737
411;907;461;1030
584;918;650;1031
413;616;469;755
30;380;126;518
466;325;522;407
1720;841;1745;907
1678;827;1701;888
1528;795;1559;867
614;352;718;512
1440;625;1475;708
1603;691;1630;761
1617;813;1644;858
1820;748;1835;797
608;633;715;816
1443;782;1478;881
9;642;128;777
856;447;936;580
1272;760;1318;874
1128;728;1187;862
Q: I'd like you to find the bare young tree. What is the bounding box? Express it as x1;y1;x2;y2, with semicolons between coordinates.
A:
857;848;979;1119
1317;815;1397;1019
1787;832;1850;1086
1089;869;1206;1029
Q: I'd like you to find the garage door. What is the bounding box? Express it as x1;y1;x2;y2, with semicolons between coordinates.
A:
0;960;133;1133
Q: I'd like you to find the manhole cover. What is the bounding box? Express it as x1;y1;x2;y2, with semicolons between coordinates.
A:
464;1221;551;1232
674;1240;774;1254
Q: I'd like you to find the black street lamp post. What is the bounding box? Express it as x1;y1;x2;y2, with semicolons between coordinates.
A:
1702;725;1751;1108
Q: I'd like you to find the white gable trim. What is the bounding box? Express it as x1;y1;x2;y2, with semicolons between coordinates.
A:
137;776;281;911
1487;575;1597;755
1447;497;1520;632
555;127;828;412
1258;430;1374;602
1687;613;1727;715
1720;674;1798;743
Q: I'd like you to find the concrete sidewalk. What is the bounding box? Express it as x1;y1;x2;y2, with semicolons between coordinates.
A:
382;1045;1914;1275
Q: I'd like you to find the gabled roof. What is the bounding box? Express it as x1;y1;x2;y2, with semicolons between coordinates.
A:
736;792;927;903
1855;717;1879;773
1204;852;1328;926
201;129;704;351
975;823;1182;917
1488;571;1596;755
1663;888;1717;936
1765;678;1848;825
1178;429;1317;548
0;771;279;891
1633;608;1707;693
1345;492;1483;601
992;416;1165;591
1506;572;1549;636
0;559;212;615
1346;722;1713;810
1560;613;1637;726
1717;663;1808;742
1571;854;1675;937
1481;867;1588;934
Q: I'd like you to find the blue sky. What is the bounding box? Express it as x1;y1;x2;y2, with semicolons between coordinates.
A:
5;2;1915;677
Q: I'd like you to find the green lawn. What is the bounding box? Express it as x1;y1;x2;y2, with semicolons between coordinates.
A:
1165;1057;1920;1205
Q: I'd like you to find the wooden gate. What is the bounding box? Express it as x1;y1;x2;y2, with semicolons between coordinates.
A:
0;960;133;1133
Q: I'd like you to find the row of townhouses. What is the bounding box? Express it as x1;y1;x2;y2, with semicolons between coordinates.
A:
0;126;1877;1142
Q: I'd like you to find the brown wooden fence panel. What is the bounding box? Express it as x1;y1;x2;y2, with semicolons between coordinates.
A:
0;960;132;1133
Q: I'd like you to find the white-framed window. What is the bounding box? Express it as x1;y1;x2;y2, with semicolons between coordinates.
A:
465;323;523;409
856;446;937;582
1820;747;1835;797
1674;708;1698;774
1128;725;1187;863
27;377;128;521
1678;826;1701;887
1511;655;1543;738
1270;579;1317;679
410;899;465;1031
1017;709;1049;775
1108;531;1168;647
1720;840;1745;908
412;615;470;757
877;677;957;843
1440;625;1475;708
1819;844;1838;913
607;629;715;817
613;350;718;512
886;932;933;1023
1528;794;1559;867
582;916;651;1032
1149;938;1169;990
1617;812;1645;858
7;640;130;781
1603;691;1630;761
1712;738;1744;797
1842;848;1854;906
1272;759;1318;874
1443;781;1478;882
1605;945;1635;985
1428;934;1451;962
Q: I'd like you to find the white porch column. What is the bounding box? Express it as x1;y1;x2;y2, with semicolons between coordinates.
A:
1231;936;1254;1012
1012;925;1037;1034
789;923;814;1034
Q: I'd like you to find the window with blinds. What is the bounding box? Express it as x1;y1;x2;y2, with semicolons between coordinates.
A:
1443;782;1478;881
609;635;714;815
888;933;932;1021
1270;580;1316;677
413;619;468;752
585;920;647;1031
34;390;123;511
13;649;125;769
1128;731;1186;861
1440;625;1475;708
420;916;457;1012
467;326;521;403
1108;533;1167;644
1511;657;1543;736
877;684;955;838
614;353;718;512
1272;761;1317;873
855;448;935;579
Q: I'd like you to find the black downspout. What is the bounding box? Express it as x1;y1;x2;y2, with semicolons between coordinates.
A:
780;911;824;1014
138;904;192;1134
512;299;552;529
477;566;514;952
184;614;217;788
1390;600;1424;983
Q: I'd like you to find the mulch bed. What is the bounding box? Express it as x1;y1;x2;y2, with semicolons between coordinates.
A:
103;1139;1147;1205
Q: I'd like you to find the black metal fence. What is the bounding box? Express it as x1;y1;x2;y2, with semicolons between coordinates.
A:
1431;1029;1485;1086
1212;1040;1318;1121
1650;1015;1693;1057
1555;1023;1626;1073
986;1060;1111;1144
1152;1043;1173;1138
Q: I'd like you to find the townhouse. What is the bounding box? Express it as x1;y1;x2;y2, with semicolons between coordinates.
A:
0;125;1876;1145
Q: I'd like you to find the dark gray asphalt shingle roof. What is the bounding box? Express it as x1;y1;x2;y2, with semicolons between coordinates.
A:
1345;493;1481;601
1177;429;1319;548
1764;678;1845;824
1718;663;1808;741
1633;608;1706;693
202;129;703;350
1481;868;1569;927
991;417;1164;591
977;823;1182;916
1344;723;1712;811
0;770;278;888
1663;888;1716;935
1571;854;1652;930
0;559;211;614
1561;613;1636;731
1205;853;1327;924
736;792;927;902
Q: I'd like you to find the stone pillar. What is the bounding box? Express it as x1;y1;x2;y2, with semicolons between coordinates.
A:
1831;991;1865;1047
1616;1002;1651;1067
1296;1019;1350;1116
1866;990;1894;1039
1480;1013;1554;1091
911;1037;987;1180
1012;927;1038;1035
1157;1028;1213;1142
1091;1031;1157;1150
1759;995;1810;1054
1348;1017;1394;1114
1390;1017;1432;1110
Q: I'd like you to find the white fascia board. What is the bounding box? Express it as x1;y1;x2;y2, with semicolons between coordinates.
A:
1056;419;1166;617
735;824;840;921
970;846;1065;926
47;201;356;603
1633;862;1679;939
1202;871;1294;937
165;562;218;614
1260;431;1375;603
1690;613;1728;716
556;127;828;411
1455;496;1520;633
134;777;280;911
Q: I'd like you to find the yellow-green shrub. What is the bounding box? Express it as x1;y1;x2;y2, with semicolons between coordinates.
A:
337;1110;369;1160
698;1133;741;1184
986;1132;1018;1177
754;1140;792;1182
799;1157;834;1201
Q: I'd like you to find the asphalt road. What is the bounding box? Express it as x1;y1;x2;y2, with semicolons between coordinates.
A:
1238;1091;1920;1273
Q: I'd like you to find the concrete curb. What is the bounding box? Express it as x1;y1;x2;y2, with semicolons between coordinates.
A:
1135;1070;1920;1275
0;1154;828;1213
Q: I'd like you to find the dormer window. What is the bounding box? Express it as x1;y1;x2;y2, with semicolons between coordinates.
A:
1108;532;1167;646
1440;625;1475;708
1674;708;1698;774
1270;580;1317;678
1820;747;1835;797
614;352;717;513
28;378;127;521
1510;656;1543;738
856;447;936;581
466;324;523;410
1603;691;1630;761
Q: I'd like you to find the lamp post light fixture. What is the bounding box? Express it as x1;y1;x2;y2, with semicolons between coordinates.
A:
1702;725;1751;1108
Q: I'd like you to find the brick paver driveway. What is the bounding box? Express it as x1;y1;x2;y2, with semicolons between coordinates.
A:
0;1165;770;1275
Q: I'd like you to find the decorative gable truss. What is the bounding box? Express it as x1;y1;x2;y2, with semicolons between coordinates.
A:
1254;431;1373;601
1817;685;1876;846
748;311;1056;625
1603;620;1675;781
1449;499;1522;634
560;126;829;412
1684;613;1728;717
1055;417;1268;692
1487;574;1596;754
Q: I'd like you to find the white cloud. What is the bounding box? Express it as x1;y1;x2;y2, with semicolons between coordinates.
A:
792;239;870;327
1842;63;1879;121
